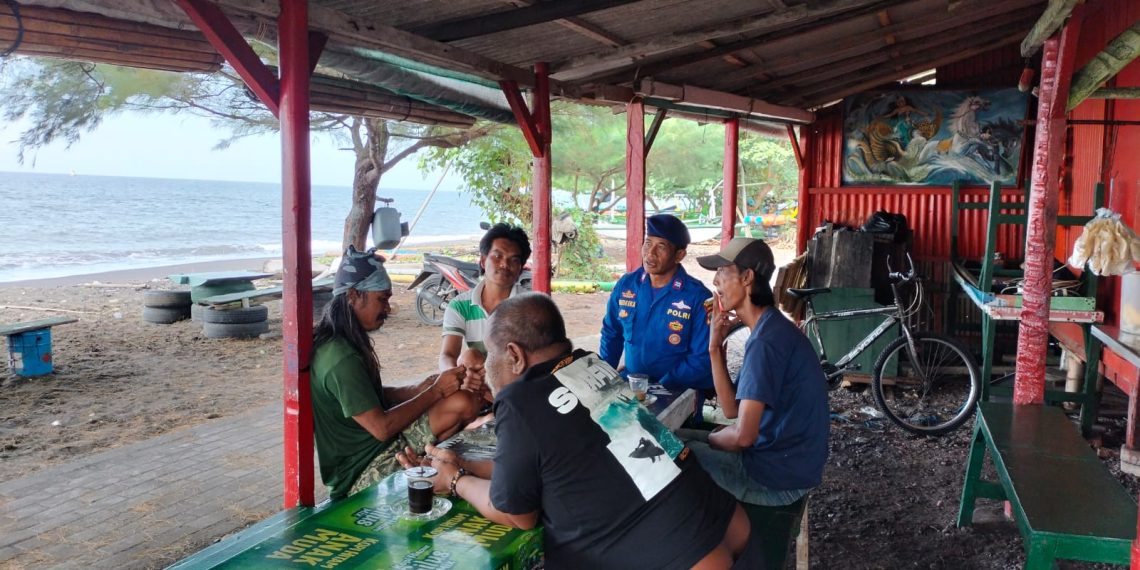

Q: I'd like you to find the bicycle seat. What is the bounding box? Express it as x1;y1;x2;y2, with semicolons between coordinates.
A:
785;287;831;300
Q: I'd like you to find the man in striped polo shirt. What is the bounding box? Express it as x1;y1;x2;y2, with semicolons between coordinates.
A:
438;223;531;401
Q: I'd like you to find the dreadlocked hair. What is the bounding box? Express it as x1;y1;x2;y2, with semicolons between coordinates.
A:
313;293;382;390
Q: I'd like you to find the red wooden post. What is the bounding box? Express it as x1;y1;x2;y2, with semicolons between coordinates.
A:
279;0;315;508
532;62;552;294
626;99;646;272
722;118;739;247
1013;8;1082;405
793;126;811;255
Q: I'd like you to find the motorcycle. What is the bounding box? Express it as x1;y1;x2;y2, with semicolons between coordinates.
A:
408;229;534;326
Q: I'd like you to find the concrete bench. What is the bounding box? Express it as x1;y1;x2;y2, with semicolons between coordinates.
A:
958;401;1136;567
1;316;79;377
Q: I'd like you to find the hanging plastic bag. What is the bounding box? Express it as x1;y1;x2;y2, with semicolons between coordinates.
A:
1068;208;1140;276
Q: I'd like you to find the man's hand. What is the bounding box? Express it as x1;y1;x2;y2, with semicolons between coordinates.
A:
457;348;487;393
397;444;463;495
432;366;466;399
708;294;739;356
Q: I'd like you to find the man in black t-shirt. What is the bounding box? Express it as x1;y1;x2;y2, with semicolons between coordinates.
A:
399;293;755;570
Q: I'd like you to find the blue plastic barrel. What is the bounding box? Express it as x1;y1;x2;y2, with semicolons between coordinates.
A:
6;329;53;377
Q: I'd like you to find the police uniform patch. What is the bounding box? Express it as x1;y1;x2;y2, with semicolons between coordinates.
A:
622;289;636;299
668;320;683;331
672;279;682;291
619;309;629;318
668;333;682;345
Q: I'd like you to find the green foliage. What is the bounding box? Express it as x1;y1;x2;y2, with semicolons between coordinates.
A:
554;208;612;281
740;133;799;212
420;124;533;224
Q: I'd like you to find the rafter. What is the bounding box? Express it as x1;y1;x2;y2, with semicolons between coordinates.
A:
747;11;1037;103
406;0;639;43
1021;0;1079;57
569;0;916;86
715;1;1040;92
214;0;535;85
797;31;1028;108
504;0;626;48
553;4;810;79
637;79;814;123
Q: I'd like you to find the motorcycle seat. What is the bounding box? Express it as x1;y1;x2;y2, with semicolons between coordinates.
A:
427;254;481;274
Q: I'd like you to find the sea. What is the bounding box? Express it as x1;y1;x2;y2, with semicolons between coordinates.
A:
0;172;485;283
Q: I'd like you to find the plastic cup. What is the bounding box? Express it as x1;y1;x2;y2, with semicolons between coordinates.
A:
405;466;437;514
629;373;649;402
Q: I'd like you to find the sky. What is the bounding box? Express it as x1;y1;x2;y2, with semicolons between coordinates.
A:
0;111;464;190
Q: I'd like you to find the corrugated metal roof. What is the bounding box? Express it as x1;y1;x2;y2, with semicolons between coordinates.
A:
12;0;1050;124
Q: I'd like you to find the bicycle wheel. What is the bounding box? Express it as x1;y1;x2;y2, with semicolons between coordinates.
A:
871;332;980;436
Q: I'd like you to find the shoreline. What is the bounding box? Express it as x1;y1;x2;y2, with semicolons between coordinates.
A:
0;236;486;289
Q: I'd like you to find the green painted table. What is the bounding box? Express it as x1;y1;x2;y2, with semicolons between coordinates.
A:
170;471;543;569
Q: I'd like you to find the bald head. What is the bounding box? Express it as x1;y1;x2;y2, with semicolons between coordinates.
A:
484;294;572;396
487;293;569;354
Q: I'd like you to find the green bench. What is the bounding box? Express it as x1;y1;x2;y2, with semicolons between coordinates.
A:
958;401;1136;567
202;277;335;308
743;497;809;570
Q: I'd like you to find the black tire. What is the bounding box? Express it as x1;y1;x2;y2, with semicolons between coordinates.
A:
414;275;453;326
200;305;269;324
142;306;190;324
871;332;981;436
143;290;192;309
191;303;207;322
202;320;270;339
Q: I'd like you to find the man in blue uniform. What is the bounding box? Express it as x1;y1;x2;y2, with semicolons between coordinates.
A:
600;214;713;391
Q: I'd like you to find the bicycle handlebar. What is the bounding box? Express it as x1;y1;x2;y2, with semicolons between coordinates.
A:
886;253;918;284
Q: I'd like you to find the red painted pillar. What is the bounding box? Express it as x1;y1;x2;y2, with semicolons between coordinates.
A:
626;99;646;272
279;0;315;508
532;62;552;294
1013;9;1082;405
722;118;739;247
794;126;812;255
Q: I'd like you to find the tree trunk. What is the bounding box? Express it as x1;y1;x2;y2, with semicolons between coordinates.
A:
342;118;390;250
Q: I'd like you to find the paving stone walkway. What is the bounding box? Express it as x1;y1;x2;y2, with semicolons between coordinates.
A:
0;400;326;570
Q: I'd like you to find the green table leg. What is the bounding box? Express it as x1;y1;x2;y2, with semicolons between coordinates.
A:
1079;330;1103;436
957;421;987;528
981;316;997;401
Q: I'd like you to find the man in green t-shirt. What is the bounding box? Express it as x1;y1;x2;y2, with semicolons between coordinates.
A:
312;246;483;499
437;223;530;401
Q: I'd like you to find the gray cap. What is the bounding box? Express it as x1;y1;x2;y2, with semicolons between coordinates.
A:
696;238;775;279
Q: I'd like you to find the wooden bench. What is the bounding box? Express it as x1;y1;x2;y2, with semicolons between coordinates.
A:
958;401;1136;567
1;317;79;377
202;277;335;308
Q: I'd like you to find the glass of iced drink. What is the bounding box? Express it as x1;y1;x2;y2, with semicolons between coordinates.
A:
629;373;649;402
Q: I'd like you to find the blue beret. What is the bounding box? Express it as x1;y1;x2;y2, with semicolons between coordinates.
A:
646;214;691;249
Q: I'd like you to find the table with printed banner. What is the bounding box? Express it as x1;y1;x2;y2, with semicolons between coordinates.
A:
171;365;695;570
170;472;543;570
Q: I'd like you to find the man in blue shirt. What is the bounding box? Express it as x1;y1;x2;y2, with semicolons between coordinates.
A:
685;237;829;506
599;214;713;392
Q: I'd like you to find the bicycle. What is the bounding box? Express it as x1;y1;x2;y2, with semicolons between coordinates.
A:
727;255;981;436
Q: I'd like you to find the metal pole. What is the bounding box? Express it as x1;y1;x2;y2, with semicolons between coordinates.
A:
532;62;552;294
1014;6;1083;406
279;0;314;508
625;99;646;272
722;118;739;247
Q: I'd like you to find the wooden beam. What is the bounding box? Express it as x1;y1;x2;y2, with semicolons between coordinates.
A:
1020;0;1079;58
877;10;896;46
500;80;543;157
638;79;815;123
644;108;667;156
553;4;813;79
799;30;1027;108
752;11;1036;102
714;0;1040;92
787;124;803;170
503;0;626;48
407;0;639;43
570;0;925;86
1090;87;1140;99
215;0;535;85
1067;22;1140;111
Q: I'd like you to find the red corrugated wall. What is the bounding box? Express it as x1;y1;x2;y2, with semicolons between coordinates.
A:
800;0;1140;325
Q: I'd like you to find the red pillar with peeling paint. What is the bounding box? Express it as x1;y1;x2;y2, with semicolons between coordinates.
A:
532;63;552;294
791;125;811;255
626;100;646;272
1014;9;1082;405
722;118;739;247
279;0;315;508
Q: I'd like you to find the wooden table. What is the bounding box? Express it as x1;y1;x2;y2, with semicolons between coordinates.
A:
170;472;542;569
1091;325;1140;473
